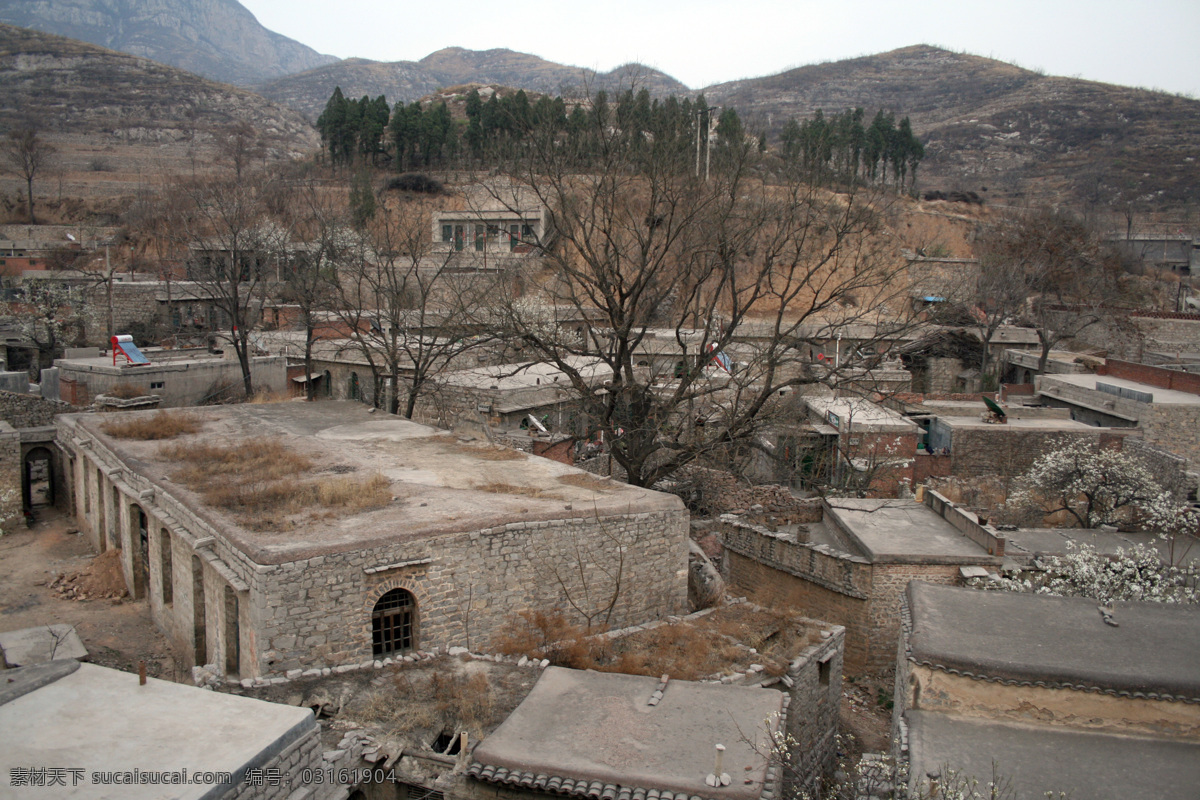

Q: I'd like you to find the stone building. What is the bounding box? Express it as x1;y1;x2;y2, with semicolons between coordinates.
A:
0;660;337;800
1037;358;1200;466
56;347;287;407
719;490;1003;673
893;582;1200;799
799;396;920;496
56;402;688;680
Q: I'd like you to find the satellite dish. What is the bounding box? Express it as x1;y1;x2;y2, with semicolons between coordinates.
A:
66;233;76;242
983;396;1006;418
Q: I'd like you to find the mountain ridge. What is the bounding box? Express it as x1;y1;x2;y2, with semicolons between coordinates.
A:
0;0;336;85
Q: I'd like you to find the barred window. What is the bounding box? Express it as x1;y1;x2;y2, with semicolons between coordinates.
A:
372;589;416;656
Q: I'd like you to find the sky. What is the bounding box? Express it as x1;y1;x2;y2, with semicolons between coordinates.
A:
240;0;1200;98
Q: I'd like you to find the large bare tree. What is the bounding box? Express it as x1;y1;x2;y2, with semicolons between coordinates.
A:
168;171;286;397
330;197;500;417
976;208;1123;372
483;105;920;487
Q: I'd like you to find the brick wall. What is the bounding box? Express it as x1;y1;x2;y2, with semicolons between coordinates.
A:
1099;359;1200;395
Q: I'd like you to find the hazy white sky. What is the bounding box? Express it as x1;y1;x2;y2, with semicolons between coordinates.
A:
241;0;1200;97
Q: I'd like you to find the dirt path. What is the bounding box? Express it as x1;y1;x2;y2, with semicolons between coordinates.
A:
0;510;179;681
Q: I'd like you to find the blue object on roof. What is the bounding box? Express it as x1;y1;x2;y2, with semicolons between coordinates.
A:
112;334;150;365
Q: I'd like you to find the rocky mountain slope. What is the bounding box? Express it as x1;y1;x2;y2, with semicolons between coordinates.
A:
0;0;336;85
257;47;688;121
704;45;1200;211
0;24;319;216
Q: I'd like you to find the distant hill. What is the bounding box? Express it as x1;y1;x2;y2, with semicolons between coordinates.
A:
0;24;319;219
704;45;1200;211
257;47;689;121
0;0;336;85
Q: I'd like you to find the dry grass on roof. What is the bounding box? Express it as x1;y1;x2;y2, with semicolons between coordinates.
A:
556;473;614;492
101;411;203;440
158;438;392;530
494;605;815;681
451;442;525;461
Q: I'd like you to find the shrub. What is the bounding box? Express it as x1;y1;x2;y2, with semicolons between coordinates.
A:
385;173;443;194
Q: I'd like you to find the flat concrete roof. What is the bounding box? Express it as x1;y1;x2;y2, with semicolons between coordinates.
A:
70;403;681;563
905;710;1200;800
0;624;87;667
825;499;995;563
470;666;783;800
905;582;1200;700
1002;528;1200;566
935;415;1101;431
1042;373;1200;405
0;661;314;799
803;397;919;432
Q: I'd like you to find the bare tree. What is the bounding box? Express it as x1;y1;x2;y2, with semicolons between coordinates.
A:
2;126;55;224
168;172;285;397
331;196;499;416
482;103;920;488
977;208;1123;372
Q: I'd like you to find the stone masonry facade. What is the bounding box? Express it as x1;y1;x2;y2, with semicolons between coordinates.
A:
720;514;981;675
58;414;689;681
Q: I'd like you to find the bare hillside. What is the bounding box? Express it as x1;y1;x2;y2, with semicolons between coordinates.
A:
704;45;1200;212
0;24;319;219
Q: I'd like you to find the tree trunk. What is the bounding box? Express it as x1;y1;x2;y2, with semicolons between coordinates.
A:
25;176;34;224
303;322;315;401
235;334;254;398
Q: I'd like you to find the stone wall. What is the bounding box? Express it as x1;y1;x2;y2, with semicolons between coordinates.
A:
258;509;688;675
938;424;1136;479
926;357;963;394
0;423;21;529
676;465;824;522
221;715;342;800
781;627;845;800
0;389;77;428
720;518;873;671
720;504;988;674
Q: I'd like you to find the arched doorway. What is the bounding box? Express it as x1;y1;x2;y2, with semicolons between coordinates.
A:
371;589;417;657
192;555;207;666
159;528;173;606
323;370;333;398
23;446;53;511
224;585;240;677
130;504;149;599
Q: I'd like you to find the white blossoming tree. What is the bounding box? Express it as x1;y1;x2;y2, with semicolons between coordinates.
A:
1009;438;1164;529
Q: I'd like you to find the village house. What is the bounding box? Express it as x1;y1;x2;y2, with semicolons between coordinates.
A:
1036;358;1200;466
799;395;920;496
0;660;335;800
717;489;1003;673
55;346;288;407
55;402;689;680
893;582;1200;799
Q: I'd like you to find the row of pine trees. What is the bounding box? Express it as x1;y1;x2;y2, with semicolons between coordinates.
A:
316;86;923;188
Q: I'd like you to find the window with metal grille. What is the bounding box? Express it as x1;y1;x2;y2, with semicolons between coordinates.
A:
372;589;416;656
399;783;443;800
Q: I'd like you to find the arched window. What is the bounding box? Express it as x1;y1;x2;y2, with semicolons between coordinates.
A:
372;589;416;656
323;370;333;398
349;372;361;402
